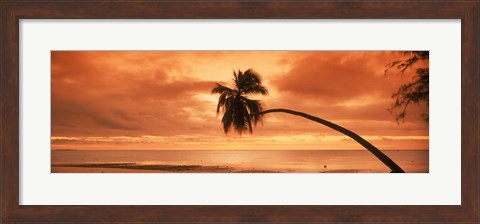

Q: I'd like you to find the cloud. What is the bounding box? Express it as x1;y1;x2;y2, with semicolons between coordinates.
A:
272;52;403;101
88;113;140;131
51;51;429;150
51;51;219;137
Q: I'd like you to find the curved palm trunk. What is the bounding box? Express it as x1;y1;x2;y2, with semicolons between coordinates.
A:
258;108;405;173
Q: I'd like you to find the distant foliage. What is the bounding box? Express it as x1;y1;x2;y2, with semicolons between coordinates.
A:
385;51;429;123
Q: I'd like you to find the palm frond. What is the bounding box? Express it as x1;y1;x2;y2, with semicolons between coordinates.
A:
232;98;245;134
216;93;231;114
211;83;236;95
242;97;263;125
243;84;268;95
237;69;261;90
243;69;262;84
212;68;269;135
221;100;234;133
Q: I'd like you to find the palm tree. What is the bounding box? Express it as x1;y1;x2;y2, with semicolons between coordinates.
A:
212;69;405;173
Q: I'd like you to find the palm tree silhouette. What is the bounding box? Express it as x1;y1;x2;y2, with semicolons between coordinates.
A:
212;69;405;173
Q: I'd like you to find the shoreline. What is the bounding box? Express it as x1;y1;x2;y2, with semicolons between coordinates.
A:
51;162;393;173
52;163;235;173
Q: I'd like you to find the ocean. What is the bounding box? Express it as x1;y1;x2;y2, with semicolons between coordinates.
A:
51;150;428;173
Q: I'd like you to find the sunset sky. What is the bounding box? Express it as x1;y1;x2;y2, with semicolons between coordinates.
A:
51;51;428;150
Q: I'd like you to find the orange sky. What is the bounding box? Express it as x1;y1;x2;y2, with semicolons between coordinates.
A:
51;51;429;150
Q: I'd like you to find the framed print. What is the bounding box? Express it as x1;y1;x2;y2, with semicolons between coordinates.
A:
1;1;478;223
49;50;429;174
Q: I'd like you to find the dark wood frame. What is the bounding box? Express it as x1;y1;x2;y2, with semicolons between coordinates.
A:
1;1;478;223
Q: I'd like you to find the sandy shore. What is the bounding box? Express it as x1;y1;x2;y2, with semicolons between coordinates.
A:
51;163;370;173
52;166;168;173
51;161;430;173
52;163;237;173
51;166;281;173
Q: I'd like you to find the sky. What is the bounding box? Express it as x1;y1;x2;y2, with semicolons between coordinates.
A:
51;51;429;150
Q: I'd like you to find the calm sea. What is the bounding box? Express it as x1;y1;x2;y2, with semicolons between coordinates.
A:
51;150;428;173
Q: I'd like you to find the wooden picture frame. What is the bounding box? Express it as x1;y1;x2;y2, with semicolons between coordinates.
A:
1;1;478;223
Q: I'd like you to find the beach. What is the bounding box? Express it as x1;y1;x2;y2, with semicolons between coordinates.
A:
52;150;429;173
